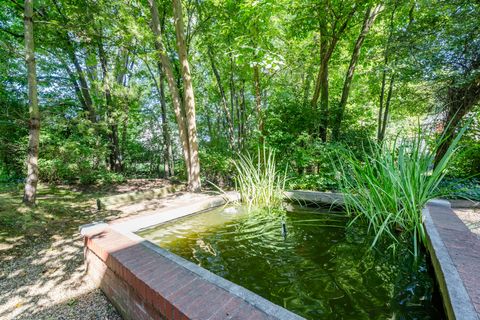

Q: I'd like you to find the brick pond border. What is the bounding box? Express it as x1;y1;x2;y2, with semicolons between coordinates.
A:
286;191;480;320
81;192;303;320
423;200;479;320
81;190;480;320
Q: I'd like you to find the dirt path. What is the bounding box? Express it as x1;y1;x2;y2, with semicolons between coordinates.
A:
0;234;121;320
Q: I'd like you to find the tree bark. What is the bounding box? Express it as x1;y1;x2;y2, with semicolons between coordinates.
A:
239;80;246;148
145;58;174;178
63;61;87;110
318;48;329;142
158;64;174;177
148;0;192;184
379;74;394;142
98;36;122;172
23;0;40;206
208;48;235;149
302;68;312;106
157;15;173;177
253;64;263;143
377;3;397;142
172;0;201;191
311;6;356;141
332;4;383;140
434;78;480;166
65;41;96;123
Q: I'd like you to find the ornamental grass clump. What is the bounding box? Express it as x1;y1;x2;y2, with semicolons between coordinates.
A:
233;147;287;210
337;128;465;256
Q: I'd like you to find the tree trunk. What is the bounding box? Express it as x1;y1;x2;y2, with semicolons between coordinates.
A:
377;70;387;141
253;64;263;143
144;29;174;178
310;30;327;111
148;0;192;184
159;65;174;177
434;79;480;166
379;74;394;142
63;61;87;111
312;34;334;141
229;54;237;146
239;80;246;148
208;48;235;149
98;36;122;172
302;68;312;106
378;4;397;142
318;57;329;142
332;4;383;140
172;0;201;191
311;6;357;141
66;42;96;123
23;0;40;206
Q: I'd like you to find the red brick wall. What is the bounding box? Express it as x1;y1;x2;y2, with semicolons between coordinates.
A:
82;226;281;320
85;248;166;320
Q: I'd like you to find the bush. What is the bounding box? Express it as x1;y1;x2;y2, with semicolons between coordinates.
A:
96;171;126;184
199;148;235;187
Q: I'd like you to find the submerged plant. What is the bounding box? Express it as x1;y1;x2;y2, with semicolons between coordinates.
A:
233;146;287;210
336;127;466;256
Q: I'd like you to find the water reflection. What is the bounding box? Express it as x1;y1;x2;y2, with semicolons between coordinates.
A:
138;205;444;320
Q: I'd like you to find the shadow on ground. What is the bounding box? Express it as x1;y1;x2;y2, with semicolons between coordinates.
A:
0;181;176;320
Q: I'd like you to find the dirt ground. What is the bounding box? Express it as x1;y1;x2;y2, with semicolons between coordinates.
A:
0;180;179;320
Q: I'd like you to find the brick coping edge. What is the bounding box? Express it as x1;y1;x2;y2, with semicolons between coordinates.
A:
82;190;479;320
81;192;304;320
423;202;479;320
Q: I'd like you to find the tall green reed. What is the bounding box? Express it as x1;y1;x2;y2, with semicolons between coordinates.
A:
336;127;466;256
233;146;287;210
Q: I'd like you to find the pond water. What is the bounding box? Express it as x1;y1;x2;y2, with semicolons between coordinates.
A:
138;205;445;320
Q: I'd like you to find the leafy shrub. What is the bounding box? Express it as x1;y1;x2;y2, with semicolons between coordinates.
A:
199;148;235;187
446;139;480;178
438;178;480;201
96;172;126;184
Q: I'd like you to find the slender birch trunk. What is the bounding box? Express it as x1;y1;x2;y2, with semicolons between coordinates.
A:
159;65;174;177
23;0;40;206
172;0;201;191
148;0;192;184
253;64;263;143
332;4;383;140
207;48;235;149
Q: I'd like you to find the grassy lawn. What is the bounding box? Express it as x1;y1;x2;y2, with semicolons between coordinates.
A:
0;183;124;254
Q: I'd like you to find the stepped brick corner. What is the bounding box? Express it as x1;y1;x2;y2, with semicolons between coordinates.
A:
81;193;303;320
83;227;276;320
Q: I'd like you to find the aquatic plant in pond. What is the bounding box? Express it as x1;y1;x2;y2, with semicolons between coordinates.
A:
336;127;466;255
233;146;287;209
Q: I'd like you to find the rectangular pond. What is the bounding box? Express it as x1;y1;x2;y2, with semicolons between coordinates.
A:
137;204;445;320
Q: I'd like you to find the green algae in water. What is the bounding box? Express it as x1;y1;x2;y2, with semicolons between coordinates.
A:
138;205;445;320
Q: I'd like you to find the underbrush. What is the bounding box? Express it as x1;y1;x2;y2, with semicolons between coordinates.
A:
438;178;480;201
